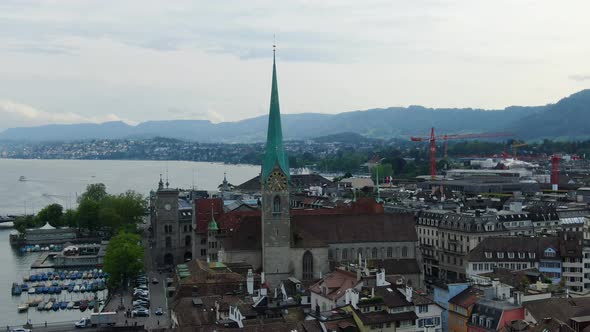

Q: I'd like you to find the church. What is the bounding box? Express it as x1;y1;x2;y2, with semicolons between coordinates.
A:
205;49;421;288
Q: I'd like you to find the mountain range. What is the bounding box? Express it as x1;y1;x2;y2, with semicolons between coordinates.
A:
1;90;589;142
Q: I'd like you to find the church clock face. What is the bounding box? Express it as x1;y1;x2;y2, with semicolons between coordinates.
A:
268;170;287;191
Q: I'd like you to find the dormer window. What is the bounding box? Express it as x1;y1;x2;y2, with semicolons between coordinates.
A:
544;248;556;258
485;252;492;259
529;252;536;259
497;252;504;259
508;252;515;259
518;252;526;259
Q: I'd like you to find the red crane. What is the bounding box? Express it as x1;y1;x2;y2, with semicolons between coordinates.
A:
410;127;512;179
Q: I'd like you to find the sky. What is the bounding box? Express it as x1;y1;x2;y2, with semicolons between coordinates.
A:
0;0;589;130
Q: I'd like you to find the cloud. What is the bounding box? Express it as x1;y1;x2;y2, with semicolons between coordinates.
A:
0;99;135;130
569;74;590;82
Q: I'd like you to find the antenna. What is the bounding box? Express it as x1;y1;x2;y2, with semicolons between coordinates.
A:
192;168;195;191
273;34;276;52
165;163;169;188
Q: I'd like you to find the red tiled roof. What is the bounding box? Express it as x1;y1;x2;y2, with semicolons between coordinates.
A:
309;269;360;301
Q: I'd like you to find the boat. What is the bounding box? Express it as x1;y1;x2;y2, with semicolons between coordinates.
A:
23;275;29;282
18;176;26;181
48;287;55;294
73;301;80;310
55;287;62;294
79;300;88;311
37;301;45;311
52;302;59;311
60;301;67;310
11;282;22;296
17;303;29;312
73;285;80;292
67;301;74;309
80;285;86;293
88;300;95;310
20;283;28;291
28;288;35;294
44;302;53;310
35;287;42;294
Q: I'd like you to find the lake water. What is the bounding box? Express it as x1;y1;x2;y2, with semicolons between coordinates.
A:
0;159;260;215
0;159;260;325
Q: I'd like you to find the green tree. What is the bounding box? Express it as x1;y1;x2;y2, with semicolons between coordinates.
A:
13;215;40;234
37;203;63;227
103;231;144;289
78;183;108;203
77;199;100;233
60;209;78;228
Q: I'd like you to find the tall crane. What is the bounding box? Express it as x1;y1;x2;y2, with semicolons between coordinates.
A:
410;127;512;179
511;142;528;160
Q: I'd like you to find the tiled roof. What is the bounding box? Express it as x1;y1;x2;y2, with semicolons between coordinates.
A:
376;259;421;275
449;287;483;309
309;269;360;301
356;310;417;325
373;286;412;308
523;297;590;324
465;236;560;262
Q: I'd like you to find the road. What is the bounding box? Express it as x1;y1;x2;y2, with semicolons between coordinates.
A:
7;321;99;332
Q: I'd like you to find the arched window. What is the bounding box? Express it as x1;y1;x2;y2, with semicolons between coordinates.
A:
185;235;191;247
387;247;393;258
342;248;348;260
164;253;174;266
166;236;172;248
303;251;313;280
335;248;340;261
402;246;408;257
273;196;281;214
372;247;378;259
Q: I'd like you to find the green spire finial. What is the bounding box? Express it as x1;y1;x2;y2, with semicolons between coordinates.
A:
208;204;218;231
261;45;290;182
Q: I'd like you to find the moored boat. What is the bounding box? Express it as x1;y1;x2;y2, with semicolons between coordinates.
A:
52;302;59;311
67;301;74;309
37;301;45;311
44;302;53;310
11;282;22;296
17;303;29;312
60;301;67;310
28;287;36;294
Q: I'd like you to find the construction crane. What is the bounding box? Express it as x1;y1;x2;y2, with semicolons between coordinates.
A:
511;142;528;159
410;127;512;179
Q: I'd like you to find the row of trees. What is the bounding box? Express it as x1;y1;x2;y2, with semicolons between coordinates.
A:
14;183;146;237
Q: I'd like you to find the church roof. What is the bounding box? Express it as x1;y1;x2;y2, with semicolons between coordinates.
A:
261;50;289;183
221;213;417;251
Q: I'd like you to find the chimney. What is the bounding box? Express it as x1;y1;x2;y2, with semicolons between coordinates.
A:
247;269;254;295
345;289;351;304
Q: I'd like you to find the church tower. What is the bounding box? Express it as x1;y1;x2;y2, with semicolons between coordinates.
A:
261;47;291;287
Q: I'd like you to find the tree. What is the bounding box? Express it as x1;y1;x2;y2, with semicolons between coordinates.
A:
77;199;100;233
103;231;144;289
37;203;63;227
78;183;108;203
60;209;78;228
13;215;40;234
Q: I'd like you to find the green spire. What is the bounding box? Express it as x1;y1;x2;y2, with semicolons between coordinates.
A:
208;206;218;231
261;48;290;182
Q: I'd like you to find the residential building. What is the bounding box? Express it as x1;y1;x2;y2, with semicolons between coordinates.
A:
448;287;484;332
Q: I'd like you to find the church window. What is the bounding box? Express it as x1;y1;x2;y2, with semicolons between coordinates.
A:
185;235;191;247
342;248;348;260
273;196;281;214
402;246;408;257
303;251;313;280
387;247;393;258
165;236;172;249
372;248;377;259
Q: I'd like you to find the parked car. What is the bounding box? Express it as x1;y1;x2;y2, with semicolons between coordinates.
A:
75;317;91;328
133;300;150;308
155;307;164;315
11;329;32;332
152;277;159;284
132;308;150;317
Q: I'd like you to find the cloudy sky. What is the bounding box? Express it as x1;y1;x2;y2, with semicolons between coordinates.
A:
0;0;589;130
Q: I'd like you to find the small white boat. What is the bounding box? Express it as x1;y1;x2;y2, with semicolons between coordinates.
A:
37;302;45;311
17;303;29;312
18;176;26;181
73;285;80;292
80;285;86;292
44;302;53;310
28;288;35;294
67;301;74;309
